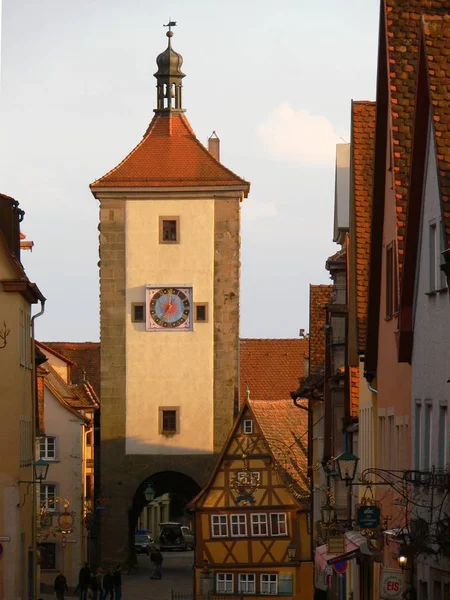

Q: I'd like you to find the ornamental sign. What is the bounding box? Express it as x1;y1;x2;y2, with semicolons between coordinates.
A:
357;505;380;529
327;536;345;555
380;568;405;599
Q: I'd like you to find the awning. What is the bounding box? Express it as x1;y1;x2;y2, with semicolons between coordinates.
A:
314;531;371;571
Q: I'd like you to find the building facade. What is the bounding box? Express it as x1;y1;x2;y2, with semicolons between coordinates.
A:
0;193;45;600
89;29;250;563
189;399;313;600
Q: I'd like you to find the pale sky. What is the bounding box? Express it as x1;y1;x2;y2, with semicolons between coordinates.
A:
0;0;379;341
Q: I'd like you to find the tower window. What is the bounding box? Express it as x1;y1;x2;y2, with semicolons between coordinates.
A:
159;407;180;435
194;303;208;323
131;303;145;323
159;217;180;244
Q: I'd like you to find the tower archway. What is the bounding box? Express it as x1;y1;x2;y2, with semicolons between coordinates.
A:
128;471;201;566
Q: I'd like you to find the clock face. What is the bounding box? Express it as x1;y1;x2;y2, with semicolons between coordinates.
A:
146;287;192;331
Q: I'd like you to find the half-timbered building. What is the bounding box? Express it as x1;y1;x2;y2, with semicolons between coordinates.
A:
189;399;314;599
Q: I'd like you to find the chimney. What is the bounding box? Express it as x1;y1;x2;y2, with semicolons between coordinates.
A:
208;131;220;161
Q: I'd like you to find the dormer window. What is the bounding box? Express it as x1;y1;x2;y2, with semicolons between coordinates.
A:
243;419;253;435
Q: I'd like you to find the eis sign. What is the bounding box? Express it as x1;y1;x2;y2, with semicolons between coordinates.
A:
380;568;405;600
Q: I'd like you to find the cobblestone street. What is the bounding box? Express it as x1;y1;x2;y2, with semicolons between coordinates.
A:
40;551;194;600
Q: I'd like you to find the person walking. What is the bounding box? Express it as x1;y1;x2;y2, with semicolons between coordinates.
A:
95;567;104;600
102;568;114;600
89;569;99;600
113;565;122;600
149;543;163;580
78;562;91;600
54;572;69;600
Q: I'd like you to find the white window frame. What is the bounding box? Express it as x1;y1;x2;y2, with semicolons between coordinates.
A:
261;574;278;595
216;573;234;594
230;514;247;537
40;484;57;512
211;515;228;538
243;419;253;434
239;573;255;594
270;513;288;536
251;513;268;537
40;436;57;461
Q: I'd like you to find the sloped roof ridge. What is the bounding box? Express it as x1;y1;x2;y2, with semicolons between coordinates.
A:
90;113;249;190
36;341;77;366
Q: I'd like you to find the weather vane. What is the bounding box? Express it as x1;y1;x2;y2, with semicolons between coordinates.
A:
163;19;177;33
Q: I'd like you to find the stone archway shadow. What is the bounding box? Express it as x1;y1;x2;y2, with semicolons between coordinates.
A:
128;471;201;566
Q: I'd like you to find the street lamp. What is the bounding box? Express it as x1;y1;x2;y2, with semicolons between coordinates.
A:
33;459;50;482
17;459;51;508
287;544;296;561
335;451;359;485
397;547;408;571
144;485;155;503
321;502;337;525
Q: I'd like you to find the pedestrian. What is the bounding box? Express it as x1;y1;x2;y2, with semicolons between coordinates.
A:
102;568;114;600
54;572;69;600
89;570;98;600
113;565;122;600
78;562;91;600
95;567;104;600
149;543;163;580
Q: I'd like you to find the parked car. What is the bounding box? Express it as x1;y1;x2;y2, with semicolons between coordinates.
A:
134;532;152;555
159;522;194;551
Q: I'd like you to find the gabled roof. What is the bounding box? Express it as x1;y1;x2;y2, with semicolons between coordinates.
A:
42;342;100;398
384;0;444;270
365;0;443;375
351;101;376;354
309;285;333;374
42;363;90;421
90;113;250;195
189;399;309;509
398;14;450;362
422;14;450;250
249;399;309;493
239;338;309;405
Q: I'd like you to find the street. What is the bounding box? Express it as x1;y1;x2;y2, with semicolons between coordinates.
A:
124;550;195;599
39;551;194;600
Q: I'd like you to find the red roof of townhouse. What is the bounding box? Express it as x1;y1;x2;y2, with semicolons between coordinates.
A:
239;338;309;405
351;101;376;354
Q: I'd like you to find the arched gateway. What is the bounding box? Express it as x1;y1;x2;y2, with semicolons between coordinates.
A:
90;26;250;564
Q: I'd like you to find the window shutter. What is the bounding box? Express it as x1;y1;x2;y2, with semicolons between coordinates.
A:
279;574;293;596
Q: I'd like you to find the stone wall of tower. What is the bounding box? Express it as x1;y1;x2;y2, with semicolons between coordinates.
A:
213;197;241;452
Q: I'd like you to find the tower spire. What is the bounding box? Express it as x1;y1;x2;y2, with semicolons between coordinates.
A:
154;21;185;114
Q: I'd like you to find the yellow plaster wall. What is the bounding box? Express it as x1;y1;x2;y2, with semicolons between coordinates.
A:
0;256;34;600
125;198;215;455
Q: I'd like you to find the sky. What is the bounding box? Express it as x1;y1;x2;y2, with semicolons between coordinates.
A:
0;0;379;341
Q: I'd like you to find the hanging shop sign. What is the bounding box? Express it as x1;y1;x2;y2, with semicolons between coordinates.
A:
380;568;405;600
357;505;381;529
327;535;346;555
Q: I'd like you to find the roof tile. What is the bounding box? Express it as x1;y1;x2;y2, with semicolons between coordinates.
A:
90;114;250;193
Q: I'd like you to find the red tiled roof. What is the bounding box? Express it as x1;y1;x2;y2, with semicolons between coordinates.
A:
385;0;444;270
42;342;100;398
309;285;332;374
422;14;450;250
239;339;309;405
351;101;376;353
249;399;309;494
90;113;250;194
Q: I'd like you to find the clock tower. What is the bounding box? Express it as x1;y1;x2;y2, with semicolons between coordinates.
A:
90;27;249;563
